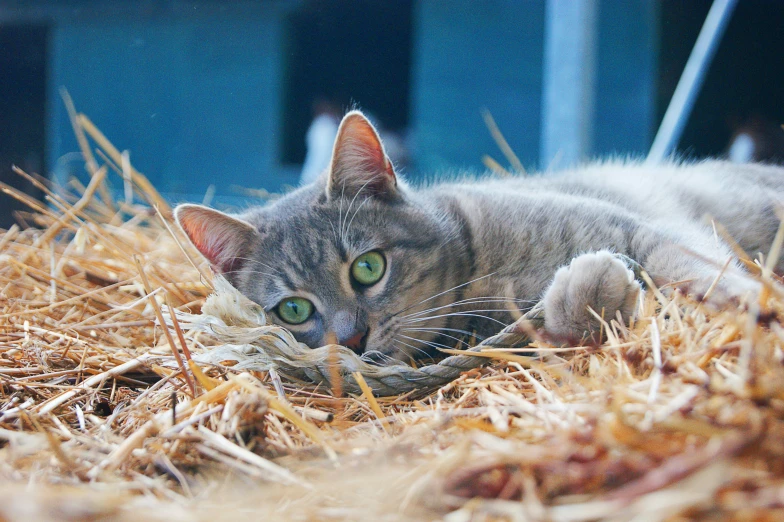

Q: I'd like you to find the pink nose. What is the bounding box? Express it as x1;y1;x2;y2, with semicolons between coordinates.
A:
343;330;367;353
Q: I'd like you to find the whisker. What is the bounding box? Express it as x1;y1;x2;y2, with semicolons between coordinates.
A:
401;297;531;320
336;183;346;244
390;272;499;317
401;329;475;348
231;256;283;275
342;181;368;234
402;326;484;341
222;269;280;279
392;337;434;360
419;338;463;351
398;334;460;352
340;179;373;244
404;310;511;327
361;350;397;365
435;231;459;251
344;196;371;242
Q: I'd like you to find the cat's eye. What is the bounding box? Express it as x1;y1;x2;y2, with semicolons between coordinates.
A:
351;251;386;286
276;297;314;325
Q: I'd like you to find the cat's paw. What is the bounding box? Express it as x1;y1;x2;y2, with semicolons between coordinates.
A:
543;251;641;344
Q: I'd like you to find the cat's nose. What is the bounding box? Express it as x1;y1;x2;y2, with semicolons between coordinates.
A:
332;310;369;354
341;328;369;354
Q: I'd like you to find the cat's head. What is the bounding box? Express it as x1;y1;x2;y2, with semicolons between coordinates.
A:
175;111;471;362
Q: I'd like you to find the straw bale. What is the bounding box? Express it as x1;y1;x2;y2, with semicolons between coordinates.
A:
1;113;784;521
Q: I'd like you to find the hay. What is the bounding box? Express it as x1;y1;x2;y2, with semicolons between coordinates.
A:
1;112;784;521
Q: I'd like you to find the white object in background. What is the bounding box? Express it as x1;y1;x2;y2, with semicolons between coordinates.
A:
540;0;598;170
646;0;738;164
300;113;339;185
728;133;755;164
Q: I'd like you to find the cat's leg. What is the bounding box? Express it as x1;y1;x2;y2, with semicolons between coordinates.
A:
640;240;760;307
620;220;760;310
542;251;641;344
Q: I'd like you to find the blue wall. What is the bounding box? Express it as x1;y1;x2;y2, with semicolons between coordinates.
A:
594;0;658;158
410;0;546;175
47;2;298;206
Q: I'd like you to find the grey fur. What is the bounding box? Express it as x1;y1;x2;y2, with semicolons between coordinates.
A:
175;111;784;361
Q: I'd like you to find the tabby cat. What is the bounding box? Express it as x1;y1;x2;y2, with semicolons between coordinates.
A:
175;111;782;362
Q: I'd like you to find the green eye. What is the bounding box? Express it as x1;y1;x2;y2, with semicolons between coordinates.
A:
276;297;314;325
351;251;386;286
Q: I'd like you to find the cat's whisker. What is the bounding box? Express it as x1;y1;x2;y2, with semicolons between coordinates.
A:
403;295;528;312
340;179;373;244
434;231;458;251
398;333;461;353
223;258;282;275
336;183;346;244
401;297;531;320
361;349;397;365
401;329;476;348
223;269;280;279
231;256;284;275
403;310;511;327
344;196;371;243
390;272;499;317
340;182;360;243
392;337;435;360
396;335;449;356
402;326;484;341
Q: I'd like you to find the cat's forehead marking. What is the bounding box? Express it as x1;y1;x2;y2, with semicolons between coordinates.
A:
256;225;347;294
245;188;428;314
337;259;354;296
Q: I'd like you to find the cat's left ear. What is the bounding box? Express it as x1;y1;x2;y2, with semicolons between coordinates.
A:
174;204;259;275
327;111;398;200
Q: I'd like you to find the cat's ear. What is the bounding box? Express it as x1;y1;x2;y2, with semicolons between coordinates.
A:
327;110;398;200
174;204;259;274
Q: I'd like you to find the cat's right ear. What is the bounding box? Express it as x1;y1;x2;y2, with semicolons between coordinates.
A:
327;110;399;200
174;204;259;275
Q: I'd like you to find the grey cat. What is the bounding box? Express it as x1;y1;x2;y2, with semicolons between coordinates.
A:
175;111;783;362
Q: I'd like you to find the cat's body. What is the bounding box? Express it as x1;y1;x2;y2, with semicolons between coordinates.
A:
176;111;783;362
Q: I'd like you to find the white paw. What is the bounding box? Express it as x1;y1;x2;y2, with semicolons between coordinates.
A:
543;251;641;343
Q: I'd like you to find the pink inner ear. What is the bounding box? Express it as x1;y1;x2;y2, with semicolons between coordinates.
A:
346;118;387;170
190;230;231;272
329;112;397;195
176;206;254;274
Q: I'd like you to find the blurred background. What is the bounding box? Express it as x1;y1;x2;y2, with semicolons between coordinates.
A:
0;0;782;227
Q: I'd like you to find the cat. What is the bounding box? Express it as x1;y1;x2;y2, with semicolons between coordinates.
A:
175;110;783;363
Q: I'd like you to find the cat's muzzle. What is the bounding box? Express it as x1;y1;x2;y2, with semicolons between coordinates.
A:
342;328;369;354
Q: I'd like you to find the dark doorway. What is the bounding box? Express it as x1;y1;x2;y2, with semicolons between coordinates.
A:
657;1;784;161
281;0;414;165
0;24;48;228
